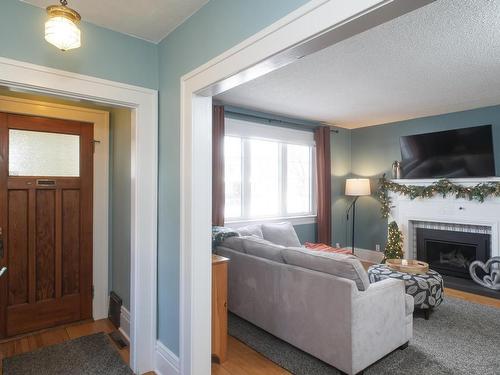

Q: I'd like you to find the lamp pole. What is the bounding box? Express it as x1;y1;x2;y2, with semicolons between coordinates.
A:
345;178;371;255
351;197;359;254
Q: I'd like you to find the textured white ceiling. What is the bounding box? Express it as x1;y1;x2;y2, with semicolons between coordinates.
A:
216;0;500;129
21;0;208;43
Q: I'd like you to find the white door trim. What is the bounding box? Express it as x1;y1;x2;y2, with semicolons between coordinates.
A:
179;0;435;374
0;94;110;321
0;57;158;374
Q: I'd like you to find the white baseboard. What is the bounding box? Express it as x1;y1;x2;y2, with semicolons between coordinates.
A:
119;306;130;343
155;341;180;375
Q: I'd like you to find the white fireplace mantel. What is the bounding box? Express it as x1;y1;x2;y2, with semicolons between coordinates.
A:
388;179;500;259
391;177;500;185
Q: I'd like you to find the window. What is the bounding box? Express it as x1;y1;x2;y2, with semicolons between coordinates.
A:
224;118;316;222
9;129;80;177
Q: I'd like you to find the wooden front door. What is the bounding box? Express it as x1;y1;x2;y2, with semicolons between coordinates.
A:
0;112;93;338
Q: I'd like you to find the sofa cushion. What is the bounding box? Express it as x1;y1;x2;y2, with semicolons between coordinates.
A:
281;247;370;291
261;222;301;247
235;224;263;238
220;236;249;253
243;236;285;263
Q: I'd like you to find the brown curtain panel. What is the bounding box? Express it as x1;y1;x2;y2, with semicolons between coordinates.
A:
212;105;225;226
314;126;332;244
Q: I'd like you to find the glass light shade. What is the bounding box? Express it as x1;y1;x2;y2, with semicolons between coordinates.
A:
45;15;81;51
345;178;371;196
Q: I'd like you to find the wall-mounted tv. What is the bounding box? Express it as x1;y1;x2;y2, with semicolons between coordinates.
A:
400;125;496;179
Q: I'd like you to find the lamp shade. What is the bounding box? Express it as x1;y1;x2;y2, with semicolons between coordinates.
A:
345;178;371;196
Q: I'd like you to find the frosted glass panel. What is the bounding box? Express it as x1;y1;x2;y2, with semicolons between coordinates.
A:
9;130;80;177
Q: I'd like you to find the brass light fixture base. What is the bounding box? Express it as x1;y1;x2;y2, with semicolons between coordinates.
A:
46;4;81;23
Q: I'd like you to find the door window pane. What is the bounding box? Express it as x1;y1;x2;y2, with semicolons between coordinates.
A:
9;130;80;177
224;136;242;218
249;139;279;217
287;144;312;214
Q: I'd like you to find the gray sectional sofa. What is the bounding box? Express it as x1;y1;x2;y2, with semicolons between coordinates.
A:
216;222;413;375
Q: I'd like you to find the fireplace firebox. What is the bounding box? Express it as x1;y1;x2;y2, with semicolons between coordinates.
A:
416;228;491;280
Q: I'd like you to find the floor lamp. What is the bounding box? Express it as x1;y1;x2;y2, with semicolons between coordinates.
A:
345;178;371;254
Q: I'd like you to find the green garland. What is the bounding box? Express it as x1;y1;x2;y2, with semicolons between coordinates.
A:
377;175;500;219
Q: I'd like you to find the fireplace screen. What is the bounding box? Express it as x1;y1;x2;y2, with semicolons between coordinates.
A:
417;228;490;279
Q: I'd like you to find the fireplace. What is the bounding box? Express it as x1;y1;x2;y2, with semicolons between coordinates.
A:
416;228;491;280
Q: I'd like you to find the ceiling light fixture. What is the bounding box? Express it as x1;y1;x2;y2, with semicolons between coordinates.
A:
45;0;81;51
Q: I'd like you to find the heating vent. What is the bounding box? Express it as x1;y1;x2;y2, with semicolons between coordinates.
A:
108;291;122;328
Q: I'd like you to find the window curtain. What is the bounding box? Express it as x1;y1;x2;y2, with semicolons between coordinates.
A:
212;105;225;226
314;126;332;244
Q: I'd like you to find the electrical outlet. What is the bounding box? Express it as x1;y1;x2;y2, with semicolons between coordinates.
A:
335;243;340;249
375;244;381;252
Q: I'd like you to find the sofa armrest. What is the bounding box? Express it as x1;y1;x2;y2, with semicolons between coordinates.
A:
349;278;409;374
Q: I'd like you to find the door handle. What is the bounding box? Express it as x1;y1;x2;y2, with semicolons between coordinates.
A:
0;267;6;277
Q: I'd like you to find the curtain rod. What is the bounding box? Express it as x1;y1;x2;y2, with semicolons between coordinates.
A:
224;109;339;133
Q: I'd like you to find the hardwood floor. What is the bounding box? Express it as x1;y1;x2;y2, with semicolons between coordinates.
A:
212;336;291;375
0;319;155;375
445;287;500;308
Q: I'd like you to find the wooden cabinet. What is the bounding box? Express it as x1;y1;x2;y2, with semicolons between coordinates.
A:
212;254;229;363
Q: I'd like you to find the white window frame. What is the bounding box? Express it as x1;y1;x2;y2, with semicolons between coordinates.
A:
224;117;317;225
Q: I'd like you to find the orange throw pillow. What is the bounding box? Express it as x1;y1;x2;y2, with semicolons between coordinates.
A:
304;242;352;254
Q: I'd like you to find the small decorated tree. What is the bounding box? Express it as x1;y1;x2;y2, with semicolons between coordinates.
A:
384;221;404;260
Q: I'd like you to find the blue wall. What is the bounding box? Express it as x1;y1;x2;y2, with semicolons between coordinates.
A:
294;223;317;243
109;108;132;309
0;0;158;89
351;105;500;250
331;126;352;248
157;0;312;354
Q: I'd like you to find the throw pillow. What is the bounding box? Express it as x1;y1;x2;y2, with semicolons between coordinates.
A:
261;222;301;247
305;242;352;254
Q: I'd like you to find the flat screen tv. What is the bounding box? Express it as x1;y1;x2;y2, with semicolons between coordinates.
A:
400;125;496;179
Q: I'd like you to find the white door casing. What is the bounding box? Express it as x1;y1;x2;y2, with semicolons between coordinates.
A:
0;57;158;374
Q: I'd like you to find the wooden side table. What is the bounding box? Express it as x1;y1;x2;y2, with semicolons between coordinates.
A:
212;254;229;363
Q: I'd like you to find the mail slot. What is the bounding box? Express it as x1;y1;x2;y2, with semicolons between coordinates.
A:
36;179;57;186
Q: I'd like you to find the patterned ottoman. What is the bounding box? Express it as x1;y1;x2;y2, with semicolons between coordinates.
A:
368;264;444;319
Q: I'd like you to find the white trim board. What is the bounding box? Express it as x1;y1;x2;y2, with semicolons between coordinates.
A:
0;57;158;375
180;0;435;373
155;341;180;375
0;94;110;320
225;117;315;145
119;306;131;343
226;215;317;227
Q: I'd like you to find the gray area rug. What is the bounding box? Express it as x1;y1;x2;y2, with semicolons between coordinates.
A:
3;332;133;375
229;297;500;375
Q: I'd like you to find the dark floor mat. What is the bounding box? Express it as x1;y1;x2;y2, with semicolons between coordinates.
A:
3;332;133;375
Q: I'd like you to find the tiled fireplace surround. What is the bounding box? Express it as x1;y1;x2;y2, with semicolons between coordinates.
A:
409;221;492;260
389;179;500;261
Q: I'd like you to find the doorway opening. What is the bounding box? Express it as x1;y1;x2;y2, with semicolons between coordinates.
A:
0;86;142;372
180;1;436;374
